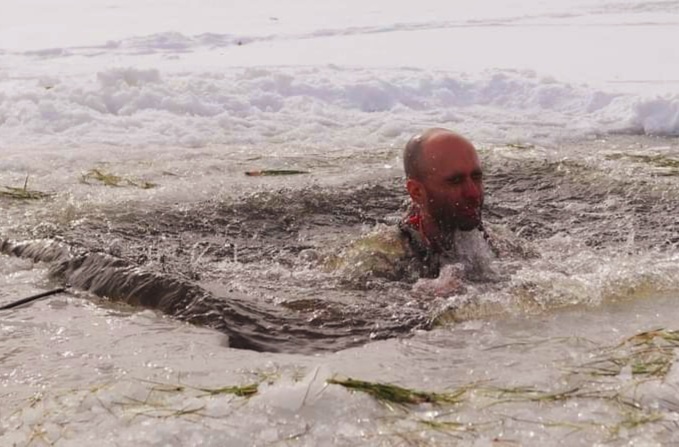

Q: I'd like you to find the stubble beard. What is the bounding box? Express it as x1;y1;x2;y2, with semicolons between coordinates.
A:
431;201;483;234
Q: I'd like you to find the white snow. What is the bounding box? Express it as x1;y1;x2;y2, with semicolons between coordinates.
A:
1;0;679;157
2;66;678;155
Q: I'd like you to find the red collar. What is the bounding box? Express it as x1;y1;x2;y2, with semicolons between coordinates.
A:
406;211;433;248
407;212;422;227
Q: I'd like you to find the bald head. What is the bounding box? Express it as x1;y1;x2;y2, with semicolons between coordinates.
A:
403;128;484;234
404;128;475;180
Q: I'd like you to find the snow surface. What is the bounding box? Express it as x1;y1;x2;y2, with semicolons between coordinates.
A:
1;0;679;155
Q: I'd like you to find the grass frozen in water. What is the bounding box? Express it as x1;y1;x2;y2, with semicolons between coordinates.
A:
576;329;679;378
0;176;51;200
505;142;536;150
195;383;259;397
5;329;679;445
104;380;259;421
327;377;467;405
80;168;157;189
325;329;679;443
138;378;259;398
606;153;679;175
245;169;310;176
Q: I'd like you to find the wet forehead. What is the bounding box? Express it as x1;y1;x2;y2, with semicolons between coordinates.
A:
420;133;481;176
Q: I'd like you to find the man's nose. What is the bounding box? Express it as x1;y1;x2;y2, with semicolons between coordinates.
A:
463;179;483;202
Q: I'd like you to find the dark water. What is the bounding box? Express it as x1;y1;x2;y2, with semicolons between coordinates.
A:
1;137;678;353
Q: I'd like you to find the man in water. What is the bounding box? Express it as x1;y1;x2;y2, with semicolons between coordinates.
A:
328;128;499;288
401;127;485;252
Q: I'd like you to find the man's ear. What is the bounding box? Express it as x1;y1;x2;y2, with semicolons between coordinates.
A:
406;178;426;206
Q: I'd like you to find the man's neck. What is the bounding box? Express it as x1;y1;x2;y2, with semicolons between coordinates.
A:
420;214;454;252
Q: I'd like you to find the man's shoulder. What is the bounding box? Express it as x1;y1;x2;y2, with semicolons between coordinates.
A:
325;223;418;284
341;224;411;265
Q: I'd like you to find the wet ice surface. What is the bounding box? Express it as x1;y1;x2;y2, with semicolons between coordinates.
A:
3;266;679;446
1;135;678;445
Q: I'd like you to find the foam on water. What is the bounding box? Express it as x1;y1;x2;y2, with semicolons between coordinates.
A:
442;243;679;322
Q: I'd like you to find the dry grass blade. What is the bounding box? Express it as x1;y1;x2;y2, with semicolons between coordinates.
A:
81;168;123;186
483;386;585;403
127;179;157;189
578;329;679;379
195;383;259;397
1;175;51;200
486;336;597;351
605;153;679;175
623;329;679;347
80;168;158;189
418;419;475;433
327;377;466;405
504;415;602;433
245;169;309;176
135;377;258;398
484;339;550;351
0;186;51;200
607;410;664;438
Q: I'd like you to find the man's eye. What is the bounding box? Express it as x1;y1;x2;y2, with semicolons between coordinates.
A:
472;173;483;181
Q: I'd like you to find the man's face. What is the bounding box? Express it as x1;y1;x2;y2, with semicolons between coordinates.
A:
416;134;484;232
